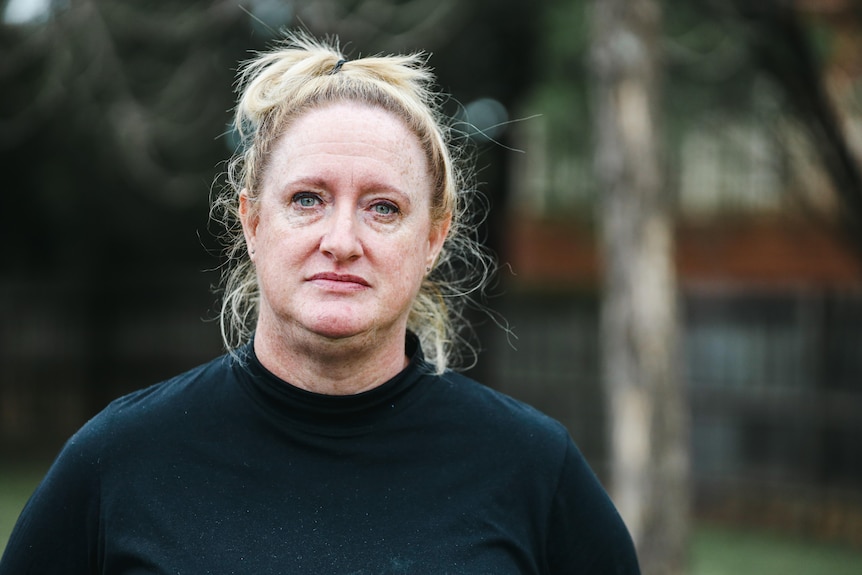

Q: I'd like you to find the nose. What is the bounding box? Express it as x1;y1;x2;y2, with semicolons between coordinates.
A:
319;205;363;262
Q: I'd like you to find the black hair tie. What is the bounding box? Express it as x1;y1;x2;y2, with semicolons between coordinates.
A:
330;59;346;74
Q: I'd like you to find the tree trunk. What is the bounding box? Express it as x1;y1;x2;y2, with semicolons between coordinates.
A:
589;1;689;574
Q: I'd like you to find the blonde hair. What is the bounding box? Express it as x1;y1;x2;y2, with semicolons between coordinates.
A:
212;32;492;373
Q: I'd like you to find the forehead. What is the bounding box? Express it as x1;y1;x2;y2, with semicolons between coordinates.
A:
262;102;431;192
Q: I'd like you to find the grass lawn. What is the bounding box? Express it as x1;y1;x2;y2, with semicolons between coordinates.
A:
690;524;862;575
0;461;49;553
2;464;862;572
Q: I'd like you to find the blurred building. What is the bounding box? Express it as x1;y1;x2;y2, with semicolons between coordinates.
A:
486;0;862;548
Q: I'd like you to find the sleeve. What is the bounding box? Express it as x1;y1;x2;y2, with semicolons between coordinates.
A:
545;439;641;575
0;423;104;575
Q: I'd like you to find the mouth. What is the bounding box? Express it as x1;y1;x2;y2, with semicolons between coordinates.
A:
308;272;371;289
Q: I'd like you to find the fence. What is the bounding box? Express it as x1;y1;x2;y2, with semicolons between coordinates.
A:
485;288;862;546
0;273;223;457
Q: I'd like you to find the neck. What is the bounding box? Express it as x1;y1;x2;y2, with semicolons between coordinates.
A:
252;323;409;396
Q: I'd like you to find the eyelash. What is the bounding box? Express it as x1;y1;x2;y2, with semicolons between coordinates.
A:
292;192;321;208
371;201;399;216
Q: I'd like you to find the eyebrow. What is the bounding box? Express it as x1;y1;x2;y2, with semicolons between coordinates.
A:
283;177;330;192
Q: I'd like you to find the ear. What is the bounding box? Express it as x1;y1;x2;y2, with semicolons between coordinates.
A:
426;212;452;269
238;189;258;258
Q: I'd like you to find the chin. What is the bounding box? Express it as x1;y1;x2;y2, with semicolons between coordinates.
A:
303;311;405;345
305;317;374;341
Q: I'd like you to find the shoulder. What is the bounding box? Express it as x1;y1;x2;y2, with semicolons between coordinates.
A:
422;369;573;463
68;352;236;458
436;373;641;572
547;440;641;572
106;353;234;417
436;370;569;432
416;369;642;572
0;355;238;574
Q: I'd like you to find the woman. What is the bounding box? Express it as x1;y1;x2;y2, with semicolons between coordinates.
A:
1;33;640;574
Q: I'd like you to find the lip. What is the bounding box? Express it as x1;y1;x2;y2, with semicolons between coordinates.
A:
308;272;371;289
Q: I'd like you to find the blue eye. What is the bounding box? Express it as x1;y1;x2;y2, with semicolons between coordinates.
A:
293;193;320;208
372;202;398;216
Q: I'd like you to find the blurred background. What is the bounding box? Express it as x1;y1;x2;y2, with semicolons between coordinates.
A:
1;0;861;573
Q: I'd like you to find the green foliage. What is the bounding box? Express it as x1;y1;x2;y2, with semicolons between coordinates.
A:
514;0;823;218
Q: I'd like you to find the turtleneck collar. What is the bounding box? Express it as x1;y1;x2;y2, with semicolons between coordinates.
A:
233;333;433;436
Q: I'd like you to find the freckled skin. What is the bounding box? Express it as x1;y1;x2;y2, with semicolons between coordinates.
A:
240;102;450;394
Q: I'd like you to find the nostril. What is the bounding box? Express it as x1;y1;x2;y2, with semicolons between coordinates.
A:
320;219;363;261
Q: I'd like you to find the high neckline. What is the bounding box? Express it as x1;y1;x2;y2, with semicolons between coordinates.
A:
234;333;432;436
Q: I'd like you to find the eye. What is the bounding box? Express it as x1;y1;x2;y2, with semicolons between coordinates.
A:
292;192;321;208
371;201;399;216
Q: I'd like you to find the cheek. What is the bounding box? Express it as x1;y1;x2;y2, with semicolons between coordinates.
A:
256;210;305;251
387;233;431;280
